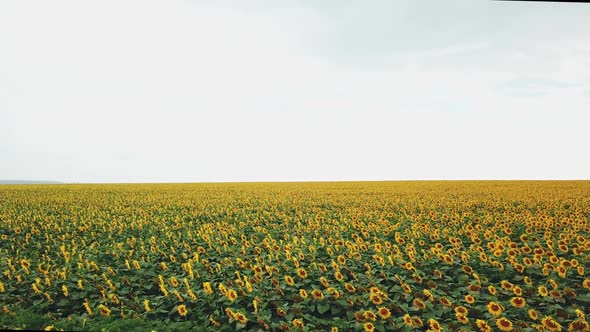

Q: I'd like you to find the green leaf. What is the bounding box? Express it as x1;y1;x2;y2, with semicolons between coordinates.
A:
575;294;590;303
317;303;330;314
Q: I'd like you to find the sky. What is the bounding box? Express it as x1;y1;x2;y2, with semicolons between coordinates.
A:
1;0;589;183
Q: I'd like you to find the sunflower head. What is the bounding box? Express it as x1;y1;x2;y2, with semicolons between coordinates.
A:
568;319;589;332
227;289;238;302
363;310;377;321
496;317;513;331
177;304;188;317
403;314;413;326
487;301;502;316
284;275;295;286
541;316;562;332
509;297;526;308
476;319;492;332
528;309;539;320
377;307;391;319
311;289;324;300
363;322;375;332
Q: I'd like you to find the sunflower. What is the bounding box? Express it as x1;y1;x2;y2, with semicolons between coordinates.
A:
428;318;442;331
413;298;426;310
364;310;377;321
98;304;111;317
354;311;364;321
439;297;453;307
326;287;340;298
583;279;590;290
487;301;502;316
509;297;526;308
541;316;562;332
344;283;356;293
476;319;492;332
292;319;304;328
550;290;563;299
83;300;93;315
455;306;468;316
488;285;497;295
226;289;238;302
496;317;513;331
20;259;30;270
377;307;391;319
528;309;539;321
284;275;295;286
538;285;549;297
319;276;330;288
462;265;474;274
203;282;213;295
523;276;532;285
468;284;481;292
334;271;344;282
401;283;412;293
296;268;308;279
412;316;424;327
568;319;589;331
370;293;384;305
311;289;324;300
109;294;120;305
456;314;469;324
363;322;375;332
500;280;513;290
177;304;188;317
403;314;413;326
433;269;443;278
464;294;475;304
235;312;248;324
513;286;523;296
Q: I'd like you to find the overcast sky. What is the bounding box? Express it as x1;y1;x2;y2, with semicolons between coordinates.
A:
1;0;589;183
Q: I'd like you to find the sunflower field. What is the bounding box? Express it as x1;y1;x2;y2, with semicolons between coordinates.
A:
0;181;589;331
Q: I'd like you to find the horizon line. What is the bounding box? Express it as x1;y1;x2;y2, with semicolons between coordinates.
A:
2;179;589;185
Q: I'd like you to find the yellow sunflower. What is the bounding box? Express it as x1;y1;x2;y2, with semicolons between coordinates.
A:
476;319;492;332
496;317;513;331
299;289;308;299
487;301;502;316
177;304;188;317
377;307;391;319
509;297;526;308
363;322;375;332
284;275;295;287
363;310;377;321
311;289;324;300
402;314;413;326
541;316;562;332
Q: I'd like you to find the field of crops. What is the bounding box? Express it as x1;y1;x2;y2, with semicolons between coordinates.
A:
0;181;589;331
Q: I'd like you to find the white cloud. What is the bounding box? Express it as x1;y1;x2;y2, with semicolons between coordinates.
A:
1;0;589;182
